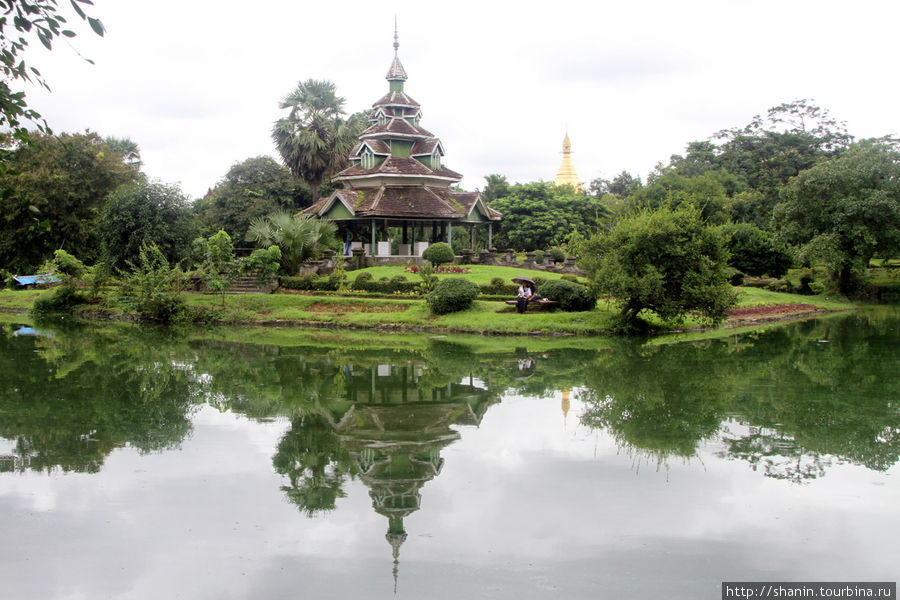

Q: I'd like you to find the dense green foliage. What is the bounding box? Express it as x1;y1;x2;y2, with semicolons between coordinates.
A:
719;222;792;277
487;181;609;250
421;242;455;266
776;141;900;294
585;205;737;327
194;156;312;240
539;279;596;311
246;211;338;275
99;180;197;272
0;131;139;271
426;277;480;315
116;243;187;324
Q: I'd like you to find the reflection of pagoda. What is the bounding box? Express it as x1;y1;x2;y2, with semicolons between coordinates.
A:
334;362;498;588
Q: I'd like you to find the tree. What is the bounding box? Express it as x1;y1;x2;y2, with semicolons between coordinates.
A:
481;174;510;203
585;204;737;328
103;136;142;168
0;131;140;271
0;0;105;144
489;181;610;250
195;156;312;240
99;180;197;272
664;100;854;229
775;140;900;294
719;222;793;277
271;80;366;204
192;230;236;305
589;170;643;199
245;210;337;275
624;170;735;225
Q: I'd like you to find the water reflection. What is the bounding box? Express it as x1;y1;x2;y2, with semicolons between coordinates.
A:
1;312;898;522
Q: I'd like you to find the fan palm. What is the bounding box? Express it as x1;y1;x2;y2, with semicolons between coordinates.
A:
246;210;337;274
272;79;365;204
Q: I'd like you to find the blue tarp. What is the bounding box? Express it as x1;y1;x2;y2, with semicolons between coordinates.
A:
13;274;60;286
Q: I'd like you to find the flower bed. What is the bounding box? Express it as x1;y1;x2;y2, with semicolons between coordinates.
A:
405;265;471;274
726;304;818;317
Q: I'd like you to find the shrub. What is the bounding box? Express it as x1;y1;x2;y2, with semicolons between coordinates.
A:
765;279;794;293
798;273;815;295
480;276;517;296
549;247;567;263
560;274;579;284
422;242;455;266
416;263;439;293
426;278;479;315
351;271;374;290
540;279;596;311
31;285;89;317
117;243;187;324
533;250;544;265
720;222;793;278
725;268;745;286
533;277;547;288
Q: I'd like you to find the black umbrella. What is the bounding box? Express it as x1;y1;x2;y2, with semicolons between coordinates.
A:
511;275;534;284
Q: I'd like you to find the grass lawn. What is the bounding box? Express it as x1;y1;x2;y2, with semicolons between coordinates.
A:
1;280;858;337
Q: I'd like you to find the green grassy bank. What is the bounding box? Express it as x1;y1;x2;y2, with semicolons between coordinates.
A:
1;281;857;337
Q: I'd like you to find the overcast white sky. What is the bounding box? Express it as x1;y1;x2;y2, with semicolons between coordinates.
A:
22;0;900;199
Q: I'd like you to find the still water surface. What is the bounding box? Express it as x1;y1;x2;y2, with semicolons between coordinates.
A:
0;311;897;599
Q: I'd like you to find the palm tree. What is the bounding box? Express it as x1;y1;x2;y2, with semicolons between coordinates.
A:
245;210;337;274
104;136;142;168
271;79;365;205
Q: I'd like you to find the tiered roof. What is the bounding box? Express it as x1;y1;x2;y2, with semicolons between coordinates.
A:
303;29;500;224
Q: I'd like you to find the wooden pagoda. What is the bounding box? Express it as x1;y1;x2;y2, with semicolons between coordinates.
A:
301;28;501;261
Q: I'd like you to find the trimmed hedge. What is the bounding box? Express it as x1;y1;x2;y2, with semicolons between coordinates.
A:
422;242;455;266
283;273;420;294
539;279;596;311
427;277;479;315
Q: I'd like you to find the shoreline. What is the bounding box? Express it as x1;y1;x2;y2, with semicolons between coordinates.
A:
1;297;858;337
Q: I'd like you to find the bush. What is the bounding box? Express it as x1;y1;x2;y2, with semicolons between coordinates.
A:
351;271;374;290
480;277;517;296
765;279;794;293
720;223;792;278
31;285;89;316
798;273;815;295
549;247;567;263
534;250;544;265
725;268;745;286
540;279;596;311
560;274;579;284
117;243;188;324
426;278;480;315
533;277;547;288
422;242;455;266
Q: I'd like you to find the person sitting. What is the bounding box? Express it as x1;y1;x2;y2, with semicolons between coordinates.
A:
516;281;540;313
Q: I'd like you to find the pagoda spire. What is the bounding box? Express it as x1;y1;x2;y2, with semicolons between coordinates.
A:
386;19;408;88
553;131;584;193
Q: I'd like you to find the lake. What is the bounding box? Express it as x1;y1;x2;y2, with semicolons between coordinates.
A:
1;310;897;599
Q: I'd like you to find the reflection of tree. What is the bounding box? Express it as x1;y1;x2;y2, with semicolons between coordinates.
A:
0;323;197;473
719;312;900;480
271;413;353;516
579;340;740;461
574;312;900;481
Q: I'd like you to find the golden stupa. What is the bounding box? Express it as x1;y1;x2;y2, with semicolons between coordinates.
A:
553;132;584;193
